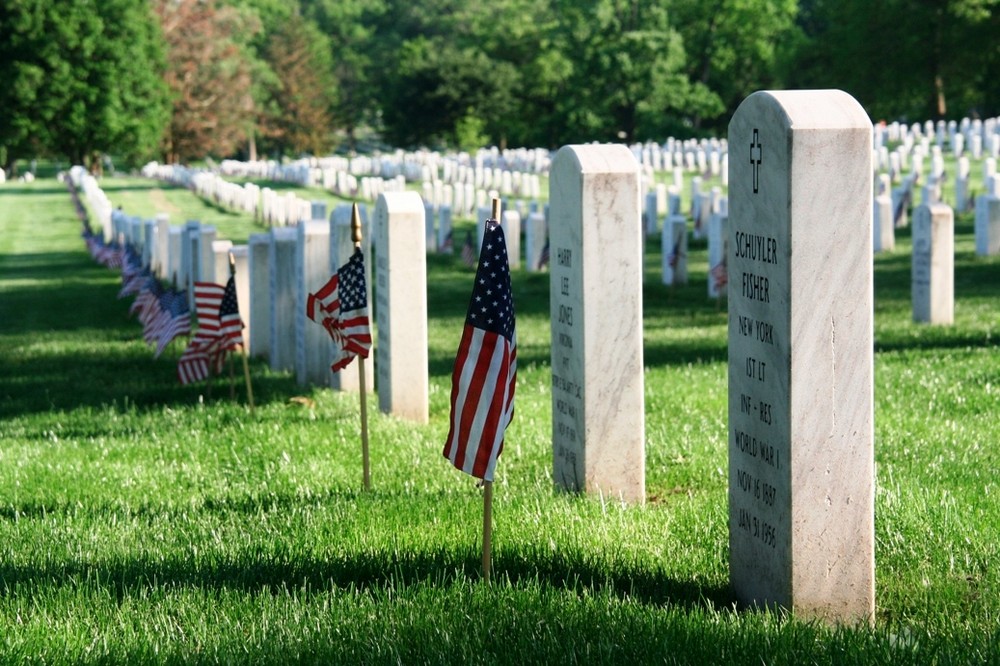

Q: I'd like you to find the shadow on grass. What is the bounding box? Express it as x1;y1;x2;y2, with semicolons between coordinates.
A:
0;545;733;613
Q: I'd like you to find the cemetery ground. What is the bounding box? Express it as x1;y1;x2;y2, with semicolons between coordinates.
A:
1;175;998;664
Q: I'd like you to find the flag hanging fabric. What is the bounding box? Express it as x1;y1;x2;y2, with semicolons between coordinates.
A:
537;239;550;270
443;219;517;482
152;289;191;358
216;275;244;353
178;280;235;384
306;247;371;373
461;231;477;268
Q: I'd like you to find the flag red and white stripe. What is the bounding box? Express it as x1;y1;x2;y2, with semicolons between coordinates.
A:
443;220;516;482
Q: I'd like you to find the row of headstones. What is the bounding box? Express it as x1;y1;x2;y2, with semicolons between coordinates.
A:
877;117;1000;159
631;137;730;178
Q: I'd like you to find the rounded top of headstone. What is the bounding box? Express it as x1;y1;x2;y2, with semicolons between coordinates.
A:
732;90;871;132
553;144;639;175
376;190;424;214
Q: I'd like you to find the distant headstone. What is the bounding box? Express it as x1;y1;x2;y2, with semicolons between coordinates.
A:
424;202;437;252
209;239;233;284
549;144;645;504
661;214;687;285
374;192;429;423
873;183;895;253
707;205;729;299
247;233;271;360
912;203;954;324
152;214;169;279
501;209;522;270
269;227;298;372
524;211;547;272
974;184;1000;256
728;90;875;623
438;204;453;254
167;226;183;288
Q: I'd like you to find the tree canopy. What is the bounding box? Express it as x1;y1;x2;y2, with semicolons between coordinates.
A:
2;0;1000;167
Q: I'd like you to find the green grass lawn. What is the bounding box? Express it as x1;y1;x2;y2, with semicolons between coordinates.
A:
0;175;998;664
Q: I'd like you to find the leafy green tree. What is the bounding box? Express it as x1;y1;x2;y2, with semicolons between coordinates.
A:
669;0;798;132
261;13;338;156
789;0;1000;121
302;0;387;151
0;0;169;172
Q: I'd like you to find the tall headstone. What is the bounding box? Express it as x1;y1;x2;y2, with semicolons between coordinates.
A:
549;144;645;504
873;176;895;253
295;220;333;386
152;214;170;279
269;227;298;372
247;233;271;360
728;90;874;623
374;192;429;423
912;203;954;324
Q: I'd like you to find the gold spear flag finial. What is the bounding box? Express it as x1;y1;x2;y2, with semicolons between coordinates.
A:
491;197;501;222
351;203;363;247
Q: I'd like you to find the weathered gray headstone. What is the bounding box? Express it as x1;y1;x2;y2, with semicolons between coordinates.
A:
374;192;429;423
728;90;874;623
247;233;271;359
912;203;954;324
269;227;298;372
549;144;645;504
974;185;1000;256
524;211;547;272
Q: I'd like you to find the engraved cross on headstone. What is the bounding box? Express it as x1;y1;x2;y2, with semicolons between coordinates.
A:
751;129;763;194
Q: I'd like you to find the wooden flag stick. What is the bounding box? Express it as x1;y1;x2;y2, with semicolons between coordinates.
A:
352;204;371;490
482;479;493;582
482;197;501;583
229;252;255;413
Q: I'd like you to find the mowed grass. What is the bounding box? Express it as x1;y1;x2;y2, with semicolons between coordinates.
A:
0;175;998;664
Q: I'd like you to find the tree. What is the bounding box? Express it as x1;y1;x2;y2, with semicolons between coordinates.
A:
302;0;387;151
0;0;169;172
154;0;257;163
669;0;798;132
261;13;337;156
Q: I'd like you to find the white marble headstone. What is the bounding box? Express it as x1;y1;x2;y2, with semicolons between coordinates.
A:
549;144;645;504
374;192;429;423
912;203;954;324
269;227;298;372
728;90;875;624
247;233;271;360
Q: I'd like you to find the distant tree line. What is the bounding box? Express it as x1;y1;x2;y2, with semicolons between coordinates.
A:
2;0;999;173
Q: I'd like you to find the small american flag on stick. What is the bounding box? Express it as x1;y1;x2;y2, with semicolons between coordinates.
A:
443;218;517;482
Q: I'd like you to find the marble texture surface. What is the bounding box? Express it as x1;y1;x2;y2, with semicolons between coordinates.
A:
912;203;954;324
247;233;271;360
728;90;874;624
374;192;429;423
268;227;297;372
549;144;645;504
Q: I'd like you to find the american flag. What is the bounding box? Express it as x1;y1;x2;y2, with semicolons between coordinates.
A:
711;257;728;292
178;280;239;384
443;219;517;482
306;247;371;373
536;239;550;270
668;238;682;269
151;288;191;358
117;248;146;299
216;275;244;352
461;231;476;268
441;229;454;254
